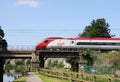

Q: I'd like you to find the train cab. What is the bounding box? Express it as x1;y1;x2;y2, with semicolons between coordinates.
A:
35;37;64;50
36;39;50;50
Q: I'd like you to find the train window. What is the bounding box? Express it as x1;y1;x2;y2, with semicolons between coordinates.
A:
44;40;48;43
76;42;120;46
71;41;74;44
76;42;91;45
112;43;116;45
76;42;110;45
115;43;120;45
93;43;106;45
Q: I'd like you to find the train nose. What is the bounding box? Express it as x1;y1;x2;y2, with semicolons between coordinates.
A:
35;46;39;50
35;45;40;50
35;42;47;50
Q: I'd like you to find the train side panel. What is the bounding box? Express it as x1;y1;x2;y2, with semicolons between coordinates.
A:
47;39;72;49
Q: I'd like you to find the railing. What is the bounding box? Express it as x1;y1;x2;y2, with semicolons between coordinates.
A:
7;45;35;51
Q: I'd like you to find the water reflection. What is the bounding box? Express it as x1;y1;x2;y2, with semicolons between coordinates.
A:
4;59;30;82
3;70;21;82
3;74;15;82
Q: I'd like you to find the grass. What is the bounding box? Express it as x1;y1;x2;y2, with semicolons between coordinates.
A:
39;69;120;82
36;72;69;82
13;75;27;82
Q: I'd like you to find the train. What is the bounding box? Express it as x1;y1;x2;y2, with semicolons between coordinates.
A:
35;37;120;50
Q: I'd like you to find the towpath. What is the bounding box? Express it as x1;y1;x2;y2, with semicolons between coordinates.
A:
27;72;43;82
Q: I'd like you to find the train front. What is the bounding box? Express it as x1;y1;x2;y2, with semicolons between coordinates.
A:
35;38;54;50
35;39;47;50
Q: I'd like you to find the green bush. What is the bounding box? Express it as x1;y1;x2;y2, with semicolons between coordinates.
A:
14;65;26;73
4;64;13;71
46;60;64;69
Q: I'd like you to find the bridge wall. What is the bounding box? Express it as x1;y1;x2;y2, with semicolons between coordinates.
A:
31;52;40;71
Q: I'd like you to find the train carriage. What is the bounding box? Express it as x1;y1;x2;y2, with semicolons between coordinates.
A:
36;37;120;50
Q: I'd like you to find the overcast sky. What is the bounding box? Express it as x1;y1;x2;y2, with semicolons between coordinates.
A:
0;0;120;46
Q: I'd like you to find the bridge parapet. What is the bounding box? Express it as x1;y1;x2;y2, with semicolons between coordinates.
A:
7;45;35;51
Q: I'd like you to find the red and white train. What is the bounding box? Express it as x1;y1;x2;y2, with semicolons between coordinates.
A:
36;37;120;50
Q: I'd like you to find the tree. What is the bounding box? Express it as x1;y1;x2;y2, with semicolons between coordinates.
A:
0;26;4;39
0;26;7;82
66;58;79;72
0;26;7;50
79;18;114;38
80;49;97;66
67;18;114;72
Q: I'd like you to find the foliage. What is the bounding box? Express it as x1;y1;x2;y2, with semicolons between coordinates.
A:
57;62;64;68
15;60;25;65
47;60;54;67
13;75;27;82
40;69;120;82
66;50;97;72
79;18;114;38
66;58;79;72
113;58;120;70
26;59;31;65
66;58;79;64
46;60;64;68
95;51;120;70
67;18;114;72
0;26;7;50
80;49;97;65
14;60;26;73
0;26;4;39
4;59;27;74
84;65;115;74
4;64;14;71
14;65;26;73
36;72;69;82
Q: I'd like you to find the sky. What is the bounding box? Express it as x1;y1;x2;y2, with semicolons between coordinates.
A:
0;0;120;46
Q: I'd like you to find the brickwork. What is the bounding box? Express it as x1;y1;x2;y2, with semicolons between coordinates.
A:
31;52;40;71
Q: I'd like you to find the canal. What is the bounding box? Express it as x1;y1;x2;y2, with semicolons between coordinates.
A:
3;74;15;82
3;69;21;82
3;59;30;82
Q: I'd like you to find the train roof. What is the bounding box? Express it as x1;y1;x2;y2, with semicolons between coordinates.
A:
44;37;120;40
73;38;120;40
46;37;64;39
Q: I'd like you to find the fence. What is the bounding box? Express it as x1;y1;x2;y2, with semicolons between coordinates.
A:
84;65;116;75
39;69;120;82
7;45;35;51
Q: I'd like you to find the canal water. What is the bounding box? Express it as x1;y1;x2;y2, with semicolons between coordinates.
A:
3;59;30;82
3;70;21;82
3;74;15;82
3;73;21;82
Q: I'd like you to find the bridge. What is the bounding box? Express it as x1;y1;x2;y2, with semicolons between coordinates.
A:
0;45;118;68
0;45;84;71
0;45;88;59
0;45;81;70
36;49;80;58
0;50;33;58
0;45;119;82
0;45;35;58
0;45;36;82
